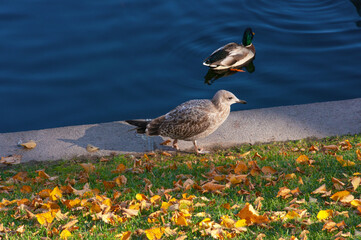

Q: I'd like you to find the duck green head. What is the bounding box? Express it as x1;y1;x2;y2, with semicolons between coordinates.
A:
242;28;255;46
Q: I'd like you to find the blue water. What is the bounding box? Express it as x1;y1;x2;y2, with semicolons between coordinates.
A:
1;0;361;133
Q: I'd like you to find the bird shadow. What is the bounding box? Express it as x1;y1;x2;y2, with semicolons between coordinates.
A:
58;121;173;153
204;60;255;85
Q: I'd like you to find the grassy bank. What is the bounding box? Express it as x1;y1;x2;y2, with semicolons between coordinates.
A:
1;135;361;239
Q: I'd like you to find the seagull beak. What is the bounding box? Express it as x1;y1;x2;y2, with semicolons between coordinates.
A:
237;99;247;104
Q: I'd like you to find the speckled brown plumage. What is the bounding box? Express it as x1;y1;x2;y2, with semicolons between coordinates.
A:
125;90;246;154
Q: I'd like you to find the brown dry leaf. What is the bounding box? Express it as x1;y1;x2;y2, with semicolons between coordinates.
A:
322;220;337;231
299;230;309;240
277;186;292;199
298;176;304;185
351;177;361;191
255;233;266;240
115;231;132;240
238;151;251;158
261;166;277;175
0;155;22;165
20;185;32;193
115;175;127;186
322;145;338;151
80;163;95;173
234;161;248;174
86;144;99;152
340;140;352;150
160;140;171;146
254;152;266;160
285;173;296;180
161;151;172;157
309;145;319;152
201;182;226;192
312;184;327;194
103;180;116;190
236;203;269;225
20;140;37;149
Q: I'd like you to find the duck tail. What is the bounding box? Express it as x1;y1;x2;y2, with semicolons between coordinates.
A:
125;120;151;134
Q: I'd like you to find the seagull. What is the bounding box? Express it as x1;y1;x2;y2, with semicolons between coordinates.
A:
125;90;247;154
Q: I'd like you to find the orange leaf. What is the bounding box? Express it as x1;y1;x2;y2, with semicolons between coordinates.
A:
357;149;361;161
330;190;351;201
20;185;32;193
234;161;248;174
202;182;226;192
296;155;309;164
261;166;277;175
80;163;95;173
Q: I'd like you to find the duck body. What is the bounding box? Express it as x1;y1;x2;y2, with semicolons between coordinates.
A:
203;28;255;70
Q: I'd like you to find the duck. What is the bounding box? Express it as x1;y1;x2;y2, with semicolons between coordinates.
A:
203;28;255;72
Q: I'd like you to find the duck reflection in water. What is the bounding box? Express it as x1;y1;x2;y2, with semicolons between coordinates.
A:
204;60;255;85
350;0;361;27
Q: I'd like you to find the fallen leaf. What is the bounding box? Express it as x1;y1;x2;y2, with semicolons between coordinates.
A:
115;231;132;240
160;140;171;146
261;166;277;175
296;155;309;164
201;182;226;192
352;177;361;191
317;210;333;220
86;144;99;152
20;185;32;193
330;191;351;201
60;229;72;239
0;155;22;165
357;149;361;161
312;184;327;194
20;140;37;149
80;163;95;173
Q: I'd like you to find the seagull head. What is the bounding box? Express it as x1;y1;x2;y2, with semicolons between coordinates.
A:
212;90;247;106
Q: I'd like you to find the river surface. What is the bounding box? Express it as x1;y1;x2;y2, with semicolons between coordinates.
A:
1;0;361;133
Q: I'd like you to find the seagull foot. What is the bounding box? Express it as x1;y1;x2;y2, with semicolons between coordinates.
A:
196;148;210;155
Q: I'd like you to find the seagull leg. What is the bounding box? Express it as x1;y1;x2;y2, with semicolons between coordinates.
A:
229;68;245;72
172;139;180;151
193;140;209;154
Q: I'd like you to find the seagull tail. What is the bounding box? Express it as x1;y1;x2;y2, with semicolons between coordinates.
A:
125;120;150;134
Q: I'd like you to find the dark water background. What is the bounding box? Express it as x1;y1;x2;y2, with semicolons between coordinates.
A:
1;0;361;133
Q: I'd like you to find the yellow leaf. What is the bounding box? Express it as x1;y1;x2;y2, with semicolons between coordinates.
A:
234;219;247;228
296;155;309;164
220;215;235;228
86;144;99;152
171;211;189;226
330;190;350;201
50;186;63;201
144;227;165;240
199;218;213;228
336;155;355;167
283;211;300;220
63;198;81;209
36;211;56;225
60;229;72;239
20;140;37;149
317;209;333;220
351;199;361;207
115;231;132;240
136;193;148;201
236;203;269;225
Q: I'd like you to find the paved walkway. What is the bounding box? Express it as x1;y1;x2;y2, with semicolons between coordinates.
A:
1;98;360;163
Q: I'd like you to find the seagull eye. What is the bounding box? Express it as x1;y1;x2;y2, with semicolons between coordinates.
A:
228;97;233;100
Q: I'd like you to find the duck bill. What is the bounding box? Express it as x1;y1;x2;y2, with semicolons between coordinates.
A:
237;100;247;104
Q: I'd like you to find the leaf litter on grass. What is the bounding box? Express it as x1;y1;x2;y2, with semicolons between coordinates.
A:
0;136;361;239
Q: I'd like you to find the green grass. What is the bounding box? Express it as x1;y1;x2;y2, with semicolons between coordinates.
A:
1;135;361;239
